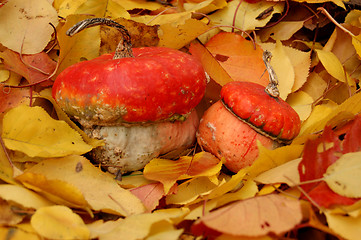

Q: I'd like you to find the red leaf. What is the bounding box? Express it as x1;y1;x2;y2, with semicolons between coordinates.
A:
342;115;361;153
298;126;358;208
1;49;56;86
0;86;30;114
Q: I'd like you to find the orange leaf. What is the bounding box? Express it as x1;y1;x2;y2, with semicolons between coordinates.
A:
130;182;177;212
143;152;222;194
205;32;269;87
189;40;233;86
192;194;302;238
0;49;55;86
0;86;30;114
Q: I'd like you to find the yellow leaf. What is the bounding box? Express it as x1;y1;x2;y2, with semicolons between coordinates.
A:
254;158;302;187
247;143;304;180
75;0;130;18
144;152;222;194
292;0;345;8
22;155;145;216
294;91;361;143
300;72;328;101
2;105;93;158
345;10;361;28
31;205;90;240
183;0;228;14
207;168;248;199
115;0;163;11
0;226;40;240
147;221;183;240
39;94;104;148
316;49;346;82
324;152;361;198
0;0;58;54
184;177;258;221
287;91;314;121
166;177;218;205
0;199;25;225
0;184;54;209
158;18;211;49
58;0;130;18
209;0;284;31
262;41;295;100
100;208;187;240
352;34;361;59
16;172;89;209
118;171;155;189
56;14;100;76
260;21;304;41
133;11;191;26
325;211;361;240
0;143;16;184
0;69;9;83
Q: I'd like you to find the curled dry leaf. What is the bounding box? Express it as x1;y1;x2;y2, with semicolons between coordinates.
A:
143;151;222;194
192;194;302;238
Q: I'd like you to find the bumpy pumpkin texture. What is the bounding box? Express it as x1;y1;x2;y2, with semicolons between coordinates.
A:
52;47;206;127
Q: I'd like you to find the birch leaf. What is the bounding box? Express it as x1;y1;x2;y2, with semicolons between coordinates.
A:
324;152;361;198
31;205;90;240
325;211;361;240
192;194;302;237
0;184;54;209
316;49;346;82
209;0;284;31
0;0;58;54
21;155;145;216
2;105;92;158
144;152;222;194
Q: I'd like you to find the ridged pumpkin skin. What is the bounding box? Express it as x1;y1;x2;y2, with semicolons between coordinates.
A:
52;47;207;127
52;46;207;173
197;81;301;173
197;101;276;172
221;81;301;142
86;110;199;174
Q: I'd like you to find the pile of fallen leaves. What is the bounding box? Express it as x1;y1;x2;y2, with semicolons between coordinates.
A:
1;0;361;239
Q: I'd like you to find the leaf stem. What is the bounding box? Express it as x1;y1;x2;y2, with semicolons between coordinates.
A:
66;18;134;59
262;50;280;98
317;7;355;37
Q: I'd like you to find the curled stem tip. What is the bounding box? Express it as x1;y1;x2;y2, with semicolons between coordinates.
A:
66;18;133;59
263;50;280;98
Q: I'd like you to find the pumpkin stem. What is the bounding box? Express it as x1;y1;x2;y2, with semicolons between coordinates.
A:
66;18;134;59
262;50;280;98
